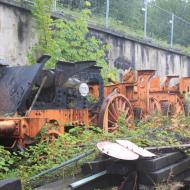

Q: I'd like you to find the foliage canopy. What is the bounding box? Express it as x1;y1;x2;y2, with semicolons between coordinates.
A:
29;0;117;82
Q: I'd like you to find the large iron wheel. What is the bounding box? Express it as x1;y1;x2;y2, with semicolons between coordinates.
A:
98;90;134;132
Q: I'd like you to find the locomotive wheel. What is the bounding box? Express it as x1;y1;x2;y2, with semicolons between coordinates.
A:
149;97;161;114
98;90;134;132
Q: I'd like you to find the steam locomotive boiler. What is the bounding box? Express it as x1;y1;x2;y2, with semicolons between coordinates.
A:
0;55;104;149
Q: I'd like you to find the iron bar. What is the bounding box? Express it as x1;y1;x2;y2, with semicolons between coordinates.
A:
69;171;107;189
25;76;47;116
144;0;148;39
53;0;57;11
170;13;174;48
105;0;110;28
146;143;190;152
30;150;95;180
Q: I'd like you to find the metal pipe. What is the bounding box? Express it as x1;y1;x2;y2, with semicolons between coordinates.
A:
105;0;110;28
26;76;47;116
69;170;107;189
53;0;57;11
0;121;16;134
146;143;190;151
144;0;148;39
30;150;95;180
170;13;174;48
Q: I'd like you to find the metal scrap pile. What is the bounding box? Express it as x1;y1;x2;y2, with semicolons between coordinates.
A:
69;140;190;190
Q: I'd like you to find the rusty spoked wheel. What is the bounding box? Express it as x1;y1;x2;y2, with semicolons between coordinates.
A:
98;90;134;132
149;97;161;114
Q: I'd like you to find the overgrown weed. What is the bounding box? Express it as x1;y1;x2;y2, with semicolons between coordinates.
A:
1;114;190;189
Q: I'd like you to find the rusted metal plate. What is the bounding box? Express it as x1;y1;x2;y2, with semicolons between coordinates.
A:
55;60;97;85
97;141;139;160
0;55;50;115
116;140;156;158
0;65;43;115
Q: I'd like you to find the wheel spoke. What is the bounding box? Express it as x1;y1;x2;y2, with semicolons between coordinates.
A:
114;99;119;115
108;125;119;132
124;107;130;117
126;114;133;123
89;114;97;123
108;119;116;125
121;102;126;112
98;94;134;132
110;102;118;118
108;109;117;122
118;98;122;110
103;108;109;132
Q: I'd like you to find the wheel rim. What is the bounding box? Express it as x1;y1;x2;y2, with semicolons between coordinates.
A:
98;91;134;132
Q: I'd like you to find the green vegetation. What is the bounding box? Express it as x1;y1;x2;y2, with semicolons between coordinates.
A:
28;0;117;83
1;1;190;190
59;0;190;54
1;114;190;189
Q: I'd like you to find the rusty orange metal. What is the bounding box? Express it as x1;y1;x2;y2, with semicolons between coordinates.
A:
1;66;190;149
29;109;89;133
179;77;190;94
0;109;89;149
0;117;46;148
95;69;190;132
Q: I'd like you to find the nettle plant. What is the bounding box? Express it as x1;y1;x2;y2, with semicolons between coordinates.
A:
29;0;117;83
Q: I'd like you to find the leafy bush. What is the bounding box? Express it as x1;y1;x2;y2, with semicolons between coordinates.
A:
29;0;117;83
1;114;190;188
0;146;14;176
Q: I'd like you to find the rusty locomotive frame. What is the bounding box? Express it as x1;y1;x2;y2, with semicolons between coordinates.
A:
0;55;190;149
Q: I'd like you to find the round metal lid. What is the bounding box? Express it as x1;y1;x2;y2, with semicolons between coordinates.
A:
116;140;156;158
97;141;139;160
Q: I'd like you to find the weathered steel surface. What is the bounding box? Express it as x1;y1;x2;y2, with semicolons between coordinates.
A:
33;61;104;110
55;60;97;84
0;55;50;115
95;68;190;130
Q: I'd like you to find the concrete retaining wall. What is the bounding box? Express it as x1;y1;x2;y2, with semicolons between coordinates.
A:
0;0;190;82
